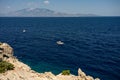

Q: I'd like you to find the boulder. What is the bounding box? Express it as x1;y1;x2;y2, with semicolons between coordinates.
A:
0;42;13;61
78;68;86;77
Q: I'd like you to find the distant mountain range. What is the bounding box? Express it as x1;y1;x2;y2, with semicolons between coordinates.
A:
0;8;98;17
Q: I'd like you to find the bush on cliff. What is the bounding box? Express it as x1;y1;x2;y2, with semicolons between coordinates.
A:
0;61;14;73
62;70;70;75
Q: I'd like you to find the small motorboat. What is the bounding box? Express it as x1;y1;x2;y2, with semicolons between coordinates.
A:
56;41;64;45
23;29;26;32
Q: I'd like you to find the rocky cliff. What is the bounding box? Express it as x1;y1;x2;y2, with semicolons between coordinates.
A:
0;42;100;80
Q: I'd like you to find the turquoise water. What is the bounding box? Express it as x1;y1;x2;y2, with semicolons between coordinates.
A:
0;17;120;80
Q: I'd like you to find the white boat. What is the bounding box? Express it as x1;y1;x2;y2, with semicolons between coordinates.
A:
56;41;64;45
23;29;26;32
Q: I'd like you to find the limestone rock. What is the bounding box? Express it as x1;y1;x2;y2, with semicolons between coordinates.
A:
78;68;86;77
85;76;94;80
0;42;13;61
95;78;100;80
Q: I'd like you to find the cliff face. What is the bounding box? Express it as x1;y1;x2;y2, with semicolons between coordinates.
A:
0;42;100;80
0;42;13;61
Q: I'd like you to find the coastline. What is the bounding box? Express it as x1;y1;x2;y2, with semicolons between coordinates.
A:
0;42;100;80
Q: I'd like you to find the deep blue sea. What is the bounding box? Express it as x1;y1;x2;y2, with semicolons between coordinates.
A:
0;17;120;80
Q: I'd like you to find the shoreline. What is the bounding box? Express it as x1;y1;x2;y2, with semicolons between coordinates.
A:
0;42;100;80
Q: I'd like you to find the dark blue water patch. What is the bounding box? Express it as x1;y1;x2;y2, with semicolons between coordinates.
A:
0;17;120;80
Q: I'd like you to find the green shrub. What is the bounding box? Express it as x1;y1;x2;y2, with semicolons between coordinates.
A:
61;70;70;75
0;61;14;73
0;42;2;45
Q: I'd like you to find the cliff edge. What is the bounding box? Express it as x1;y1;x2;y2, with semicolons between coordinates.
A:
0;42;100;80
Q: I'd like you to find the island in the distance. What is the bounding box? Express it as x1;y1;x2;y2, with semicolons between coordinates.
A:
0;8;98;17
0;42;100;80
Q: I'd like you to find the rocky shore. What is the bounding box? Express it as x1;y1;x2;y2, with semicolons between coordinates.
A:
0;42;100;80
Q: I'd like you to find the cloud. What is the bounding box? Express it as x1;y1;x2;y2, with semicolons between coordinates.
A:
44;0;50;5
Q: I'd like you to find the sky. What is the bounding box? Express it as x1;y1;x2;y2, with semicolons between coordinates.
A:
0;0;120;16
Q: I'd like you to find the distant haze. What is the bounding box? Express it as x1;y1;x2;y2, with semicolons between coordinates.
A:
0;0;120;16
0;8;98;17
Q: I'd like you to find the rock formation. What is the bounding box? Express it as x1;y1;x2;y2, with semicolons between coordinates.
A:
0;42;13;61
0;42;100;80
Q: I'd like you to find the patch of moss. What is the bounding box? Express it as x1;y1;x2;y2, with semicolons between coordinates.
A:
0;61;14;73
61;70;70;75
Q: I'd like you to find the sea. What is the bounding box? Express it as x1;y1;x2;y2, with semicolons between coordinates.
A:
0;17;120;80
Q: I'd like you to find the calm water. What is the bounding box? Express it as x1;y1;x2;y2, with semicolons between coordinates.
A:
0;17;120;80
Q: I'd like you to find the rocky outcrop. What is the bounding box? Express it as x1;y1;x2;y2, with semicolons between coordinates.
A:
0;42;13;61
0;42;100;80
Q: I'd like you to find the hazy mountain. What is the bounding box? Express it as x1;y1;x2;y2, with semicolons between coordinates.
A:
0;8;98;17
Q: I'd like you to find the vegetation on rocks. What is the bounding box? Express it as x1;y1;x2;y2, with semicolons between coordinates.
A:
0;61;14;73
0;42;2;45
61;70;70;75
